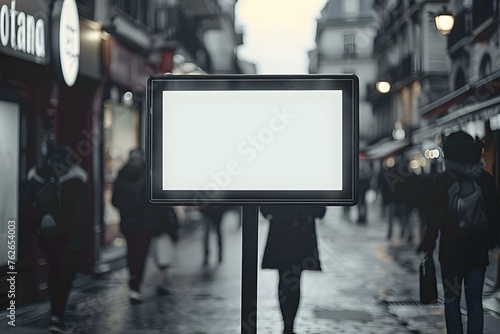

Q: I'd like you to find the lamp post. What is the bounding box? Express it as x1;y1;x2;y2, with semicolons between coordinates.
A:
434;7;455;35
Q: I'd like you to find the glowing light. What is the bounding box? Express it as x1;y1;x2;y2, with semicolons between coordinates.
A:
123;91;133;101
376;81;391;93
386;157;395;168
409;160;419;169
435;12;455;35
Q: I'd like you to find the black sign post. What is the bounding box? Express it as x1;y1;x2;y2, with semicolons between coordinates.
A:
146;74;359;334
241;205;259;334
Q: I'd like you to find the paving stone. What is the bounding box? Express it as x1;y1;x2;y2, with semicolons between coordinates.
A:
1;204;499;333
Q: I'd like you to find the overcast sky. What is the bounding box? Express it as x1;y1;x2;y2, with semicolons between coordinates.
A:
235;0;328;74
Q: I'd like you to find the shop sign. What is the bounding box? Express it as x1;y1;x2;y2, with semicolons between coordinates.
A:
52;0;80;87
0;0;48;64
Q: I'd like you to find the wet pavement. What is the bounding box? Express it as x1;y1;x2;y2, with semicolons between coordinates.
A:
2;203;500;333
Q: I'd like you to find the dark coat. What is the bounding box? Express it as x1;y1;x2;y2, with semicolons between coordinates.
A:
421;161;500;267
111;163;175;238
261;206;326;271
22;165;88;250
199;206;227;225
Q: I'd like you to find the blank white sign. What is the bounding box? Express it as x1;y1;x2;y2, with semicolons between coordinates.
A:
162;90;343;191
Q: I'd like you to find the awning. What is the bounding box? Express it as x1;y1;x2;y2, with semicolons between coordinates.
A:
421;70;500;119
414;93;500;143
421;84;472;119
362;138;411;160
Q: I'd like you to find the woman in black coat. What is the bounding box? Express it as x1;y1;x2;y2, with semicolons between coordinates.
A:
112;149;165;304
422;131;500;334
261;206;326;334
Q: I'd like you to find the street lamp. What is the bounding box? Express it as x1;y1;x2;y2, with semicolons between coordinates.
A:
392;120;406;140
376;81;391;93
434;7;455;35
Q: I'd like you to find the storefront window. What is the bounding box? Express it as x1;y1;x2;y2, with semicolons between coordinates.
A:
0;101;20;265
103;99;139;249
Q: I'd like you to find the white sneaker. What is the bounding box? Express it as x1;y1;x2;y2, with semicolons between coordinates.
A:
49;315;68;333
129;290;142;304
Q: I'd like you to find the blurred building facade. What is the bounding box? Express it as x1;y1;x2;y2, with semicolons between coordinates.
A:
0;0;248;307
414;0;500;184
309;0;377;148
367;0;451;163
369;0;500;285
367;0;500;182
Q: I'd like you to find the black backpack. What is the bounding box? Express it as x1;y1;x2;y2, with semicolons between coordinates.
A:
447;172;489;230
33;176;62;237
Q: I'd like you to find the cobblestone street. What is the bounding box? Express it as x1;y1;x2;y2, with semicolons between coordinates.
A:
2;204;500;333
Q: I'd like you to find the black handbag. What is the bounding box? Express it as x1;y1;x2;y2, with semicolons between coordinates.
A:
419;255;438;304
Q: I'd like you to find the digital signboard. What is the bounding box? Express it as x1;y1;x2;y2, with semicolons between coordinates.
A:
147;74;358;205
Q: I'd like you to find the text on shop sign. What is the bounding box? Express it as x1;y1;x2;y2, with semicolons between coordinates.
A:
0;0;46;58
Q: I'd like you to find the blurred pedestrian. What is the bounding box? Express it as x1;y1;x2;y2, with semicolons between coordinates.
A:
377;163;390;218
380;156;414;242
199;206;227;266
112;149;156;304
342;205;350;221
357;159;372;224
149;206;179;295
422;130;500;334
261;206;326;334
414;171;438;253
22;146;88;334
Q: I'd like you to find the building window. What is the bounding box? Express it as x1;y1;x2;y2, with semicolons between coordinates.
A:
343;0;359;17
344;35;356;58
454;68;466;90
114;0;148;25
479;54;492;79
76;0;95;19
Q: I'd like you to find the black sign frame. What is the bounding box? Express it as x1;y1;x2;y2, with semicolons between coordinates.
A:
147;74;359;206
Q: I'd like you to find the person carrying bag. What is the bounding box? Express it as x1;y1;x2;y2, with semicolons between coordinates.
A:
419;254;438;304
421;130;500;334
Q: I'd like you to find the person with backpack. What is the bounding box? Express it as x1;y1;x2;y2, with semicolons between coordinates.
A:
421;130;500;334
22;146;88;334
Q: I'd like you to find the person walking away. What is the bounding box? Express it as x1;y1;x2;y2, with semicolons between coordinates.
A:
261;206;326;334
199;206;227;266
357;159;372;224
422;130;500;334
112;149;155;304
377;164;391;219
22;146;88;334
381;156;413;242
149;206;179;295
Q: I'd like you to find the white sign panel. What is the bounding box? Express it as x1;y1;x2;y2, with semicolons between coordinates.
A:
161;90;343;191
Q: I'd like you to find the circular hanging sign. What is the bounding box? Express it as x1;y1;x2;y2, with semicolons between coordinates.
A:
52;0;80;87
